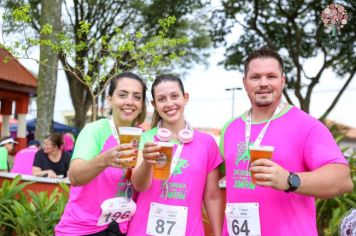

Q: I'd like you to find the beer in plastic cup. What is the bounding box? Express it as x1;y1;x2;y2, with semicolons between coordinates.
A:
118;127;143;168
249;145;274;184
152;142;174;180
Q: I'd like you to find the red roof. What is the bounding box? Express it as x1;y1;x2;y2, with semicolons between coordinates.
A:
0;48;37;87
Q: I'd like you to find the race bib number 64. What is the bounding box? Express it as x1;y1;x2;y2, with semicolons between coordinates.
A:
225;203;261;236
147;202;188;236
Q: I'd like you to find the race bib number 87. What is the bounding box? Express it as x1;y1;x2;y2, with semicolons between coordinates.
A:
147;202;188;236
225;203;261;236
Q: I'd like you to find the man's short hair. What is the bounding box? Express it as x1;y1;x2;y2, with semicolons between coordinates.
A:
244;46;284;75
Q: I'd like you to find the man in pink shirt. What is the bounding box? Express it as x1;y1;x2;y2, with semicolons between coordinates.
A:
220;47;353;236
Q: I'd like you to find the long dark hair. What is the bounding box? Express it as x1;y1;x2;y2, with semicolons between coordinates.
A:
151;74;185;127
108;72;147;126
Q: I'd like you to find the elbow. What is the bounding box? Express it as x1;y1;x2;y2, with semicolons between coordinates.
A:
68;175;79;186
68;169;82;186
322;177;354;199
131;175;152;193
339;170;354;195
133;185;147;193
344;179;354;194
132;180;151;193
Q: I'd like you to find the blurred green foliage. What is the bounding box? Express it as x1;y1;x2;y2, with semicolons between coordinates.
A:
0;176;69;236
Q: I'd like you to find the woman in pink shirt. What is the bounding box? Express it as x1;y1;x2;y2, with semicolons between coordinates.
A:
128;74;223;236
56;72;147;236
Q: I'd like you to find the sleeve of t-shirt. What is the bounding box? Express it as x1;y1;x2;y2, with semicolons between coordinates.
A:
0;148;8;170
218;118;235;176
33;150;43;168
71;122;104;161
303;122;348;170
206;134;223;173
139;128;156;150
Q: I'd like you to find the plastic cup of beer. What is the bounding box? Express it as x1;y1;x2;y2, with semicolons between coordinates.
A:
249;145;274;184
118;127;143;168
152;142;174;180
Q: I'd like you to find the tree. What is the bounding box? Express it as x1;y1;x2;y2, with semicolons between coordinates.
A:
1;3;192;130
1;0;212;130
35;0;62;141
211;0;355;120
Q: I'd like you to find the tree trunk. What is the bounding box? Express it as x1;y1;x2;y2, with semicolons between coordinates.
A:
35;0;62;141
65;71;92;130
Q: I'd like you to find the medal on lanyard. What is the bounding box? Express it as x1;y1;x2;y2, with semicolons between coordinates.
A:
125;169;134;200
161;144;184;198
109;117;134;200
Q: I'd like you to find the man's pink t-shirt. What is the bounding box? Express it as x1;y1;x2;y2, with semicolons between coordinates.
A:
127;128;223;236
220;106;348;236
55;119;130;235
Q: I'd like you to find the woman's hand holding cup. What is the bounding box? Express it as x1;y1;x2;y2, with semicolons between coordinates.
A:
109;143;138;168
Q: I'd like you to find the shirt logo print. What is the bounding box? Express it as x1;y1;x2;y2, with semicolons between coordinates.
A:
172;159;189;176
235;141;251;166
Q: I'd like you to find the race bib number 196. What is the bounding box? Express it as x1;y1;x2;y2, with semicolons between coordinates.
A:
97;197;136;226
146;202;188;236
225;203;261;236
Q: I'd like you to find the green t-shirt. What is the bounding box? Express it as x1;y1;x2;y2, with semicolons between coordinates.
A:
0;146;8;170
139;127;157;150
71;118;112;161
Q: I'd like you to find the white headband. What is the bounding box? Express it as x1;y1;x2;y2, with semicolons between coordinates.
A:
0;137;18;146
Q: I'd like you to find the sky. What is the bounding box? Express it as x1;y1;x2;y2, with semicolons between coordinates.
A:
43;44;356;129
1;5;355;129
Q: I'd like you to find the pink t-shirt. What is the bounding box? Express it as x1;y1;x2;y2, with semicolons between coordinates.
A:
11;146;38;175
220;106;348;236
127;128;222;236
55;119;130;235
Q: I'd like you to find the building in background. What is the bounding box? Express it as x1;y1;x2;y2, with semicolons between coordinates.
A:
0;48;37;152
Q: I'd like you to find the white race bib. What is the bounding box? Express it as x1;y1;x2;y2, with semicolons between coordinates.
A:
97;197;136;226
225;203;261;236
146;202;188;236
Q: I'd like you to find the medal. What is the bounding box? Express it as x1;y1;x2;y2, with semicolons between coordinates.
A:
125;181;134;200
161;183;169;198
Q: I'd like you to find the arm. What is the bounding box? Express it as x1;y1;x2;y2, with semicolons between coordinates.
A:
295;163;353;199
203;168;223;236
131;142;160;192
69;143;136;186
251;160;353;199
32;166;57;178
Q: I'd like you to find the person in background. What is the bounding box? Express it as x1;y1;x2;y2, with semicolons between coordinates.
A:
63;132;75;156
128;74;223;236
220;47;353;236
11;140;41;175
32;133;71;178
55;71;147;236
0;136;18;172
